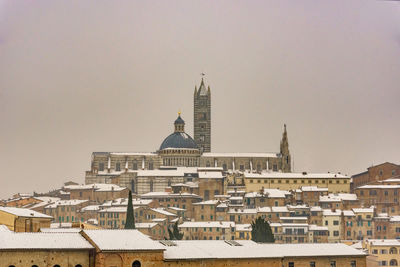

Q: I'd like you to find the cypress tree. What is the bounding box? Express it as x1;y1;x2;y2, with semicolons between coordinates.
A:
124;190;135;229
251;217;275;243
168;221;183;240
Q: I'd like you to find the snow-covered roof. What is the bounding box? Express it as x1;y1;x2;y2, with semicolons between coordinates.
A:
308;225;329;231
357;185;400;189
198;171;223;179
300;186;329;192
343;210;355;217
45;199;88;208
352;207;374;213
171;181;199;188
40;228;81;233
64;183;126;192
100;198;152;207
235;224;252;231
150;208;177;217
179;221;235;228
202;152;279;158
50;222;72;228
319;193;357;202
23;197;61;209
152;218;166;222
193;200;219;205
0;207;52;219
256;207;272;213
245;172;349;179
367;239;400;247
229;196;243;200
271;206;289;213
310;206;322;212
137;170;185;177
135;223;159;229
228;208;257;214
280;217;308;221
83;229;165;251
162;241;365;260
167;207;186;211
98;207;128;213
140;192;201;199
323;209;342;216
80;205;100;212
0;231;93;250
390;216;400;222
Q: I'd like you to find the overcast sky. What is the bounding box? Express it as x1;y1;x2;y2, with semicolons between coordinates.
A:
0;0;399;198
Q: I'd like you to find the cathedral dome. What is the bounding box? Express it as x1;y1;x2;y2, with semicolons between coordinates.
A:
159;132;198;150
159;113;198;150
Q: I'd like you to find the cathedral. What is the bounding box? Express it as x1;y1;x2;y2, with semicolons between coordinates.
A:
85;78;291;193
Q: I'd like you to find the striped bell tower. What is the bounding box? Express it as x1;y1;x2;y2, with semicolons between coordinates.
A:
193;77;211;153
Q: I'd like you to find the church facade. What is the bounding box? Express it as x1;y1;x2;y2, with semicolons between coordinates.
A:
85;79;291;193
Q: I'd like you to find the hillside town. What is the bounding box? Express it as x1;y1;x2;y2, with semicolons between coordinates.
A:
1;161;400;267
1;77;400;266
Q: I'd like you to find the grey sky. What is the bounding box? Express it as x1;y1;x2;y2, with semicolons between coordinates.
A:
0;0;399;198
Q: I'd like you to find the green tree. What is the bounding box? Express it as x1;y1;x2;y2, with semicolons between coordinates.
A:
124;190;135;229
251;217;275;243
168;221;183;240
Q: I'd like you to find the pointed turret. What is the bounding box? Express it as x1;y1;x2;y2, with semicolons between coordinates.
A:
280;124;291;172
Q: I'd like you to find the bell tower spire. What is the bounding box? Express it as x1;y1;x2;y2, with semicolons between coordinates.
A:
280;124;291;172
194;74;211;153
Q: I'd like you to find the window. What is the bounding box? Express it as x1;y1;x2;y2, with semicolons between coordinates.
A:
310;262;316;267
132;161;138;170
149;162;153;170
333;231;339;236
288;262;294;267
330;261;336;267
99;162;104;171
223;163;227;171
149;180;153;192
54;265;61;267
390;259;398;266
116;162;121;171
333;220;339;225
350;261;356;267
132;260;141;267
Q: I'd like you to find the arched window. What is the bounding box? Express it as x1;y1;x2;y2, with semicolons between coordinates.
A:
132;260;141;267
390;259;398;266
390;247;398;254
53;265;61;267
75;265;82;267
9;265;16;267
32;265;39;267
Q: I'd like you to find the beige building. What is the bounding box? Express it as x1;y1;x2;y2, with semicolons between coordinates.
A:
364;239;400;267
0;207;52;232
44;199;89;223
178;221;236;240
244;172;351;193
63;183;129;204
0;226;93;267
323;209;342;243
